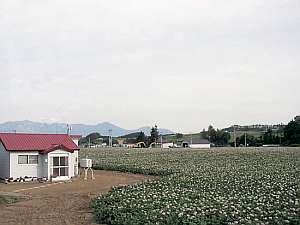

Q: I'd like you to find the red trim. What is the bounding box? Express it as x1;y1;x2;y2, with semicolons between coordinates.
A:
70;135;82;139
42;144;76;154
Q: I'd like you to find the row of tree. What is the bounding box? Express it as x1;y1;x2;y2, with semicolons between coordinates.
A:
79;126;160;148
200;125;231;146
79;116;300;147
79;132;118;147
135;125;159;146
199;115;300;147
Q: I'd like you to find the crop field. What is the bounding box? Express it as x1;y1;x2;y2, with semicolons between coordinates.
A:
80;147;300;225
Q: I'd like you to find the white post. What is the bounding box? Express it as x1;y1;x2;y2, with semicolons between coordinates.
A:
108;129;112;147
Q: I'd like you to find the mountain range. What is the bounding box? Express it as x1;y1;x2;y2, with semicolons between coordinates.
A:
0;120;174;137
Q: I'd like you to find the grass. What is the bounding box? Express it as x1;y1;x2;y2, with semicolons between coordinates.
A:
0;194;23;205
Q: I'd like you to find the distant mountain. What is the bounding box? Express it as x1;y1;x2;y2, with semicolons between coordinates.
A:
0;120;174;137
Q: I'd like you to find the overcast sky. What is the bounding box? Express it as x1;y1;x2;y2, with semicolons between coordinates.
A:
0;0;299;133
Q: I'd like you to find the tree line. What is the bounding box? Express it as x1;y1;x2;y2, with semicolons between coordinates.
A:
195;115;300;147
79;116;300;147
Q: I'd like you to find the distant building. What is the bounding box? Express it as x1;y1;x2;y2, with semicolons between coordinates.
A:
160;142;175;148
181;138;210;149
152;139;175;148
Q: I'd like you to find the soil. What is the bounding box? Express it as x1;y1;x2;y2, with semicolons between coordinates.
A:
0;170;153;225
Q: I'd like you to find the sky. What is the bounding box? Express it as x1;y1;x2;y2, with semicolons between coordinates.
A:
0;0;299;133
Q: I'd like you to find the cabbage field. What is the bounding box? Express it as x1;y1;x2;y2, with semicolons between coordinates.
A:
80;147;300;225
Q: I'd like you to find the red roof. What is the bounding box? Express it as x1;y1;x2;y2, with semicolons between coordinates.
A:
0;133;80;153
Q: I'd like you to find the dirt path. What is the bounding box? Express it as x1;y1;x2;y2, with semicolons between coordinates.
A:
0;171;153;225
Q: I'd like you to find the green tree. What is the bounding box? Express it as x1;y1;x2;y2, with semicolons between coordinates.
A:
262;129;282;145
176;133;183;139
284;116;300;145
136;132;147;143
149;125;159;144
208;125;217;143
214;129;230;146
86;132;101;142
78;137;87;146
239;134;263;147
79;132;102;146
200;129;208;139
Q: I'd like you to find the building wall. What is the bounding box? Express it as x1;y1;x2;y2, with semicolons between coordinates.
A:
72;150;79;176
0;142;10;179
10;151;42;178
40;154;48;178
190;144;211;149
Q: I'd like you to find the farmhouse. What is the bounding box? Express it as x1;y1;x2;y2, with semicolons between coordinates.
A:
0;133;81;181
182;138;211;149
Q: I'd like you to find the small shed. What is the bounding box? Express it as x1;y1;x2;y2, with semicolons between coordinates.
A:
0;133;81;181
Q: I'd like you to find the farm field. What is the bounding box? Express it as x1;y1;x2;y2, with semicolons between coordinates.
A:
81;147;300;225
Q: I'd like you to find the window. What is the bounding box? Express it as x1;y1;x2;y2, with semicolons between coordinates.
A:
18;155;28;164
18;155;38;164
53;157;60;167
29;155;38;164
50;156;69;177
60;157;68;166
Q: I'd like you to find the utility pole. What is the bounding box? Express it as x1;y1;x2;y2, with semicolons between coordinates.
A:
244;132;247;147
108;129;112;147
234;125;237;148
67;124;72;135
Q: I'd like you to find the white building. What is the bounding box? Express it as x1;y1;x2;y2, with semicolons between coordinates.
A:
160;142;175;148
0;133;81;181
151;141;175;148
182;138;211;149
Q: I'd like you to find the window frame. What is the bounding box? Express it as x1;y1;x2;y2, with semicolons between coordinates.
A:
50;156;69;177
18;155;39;165
18;155;28;164
28;155;38;164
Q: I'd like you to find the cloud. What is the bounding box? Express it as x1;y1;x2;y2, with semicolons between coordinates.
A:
0;0;299;132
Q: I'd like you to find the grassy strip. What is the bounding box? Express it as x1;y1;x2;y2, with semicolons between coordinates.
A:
93;164;172;176
0;195;23;205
